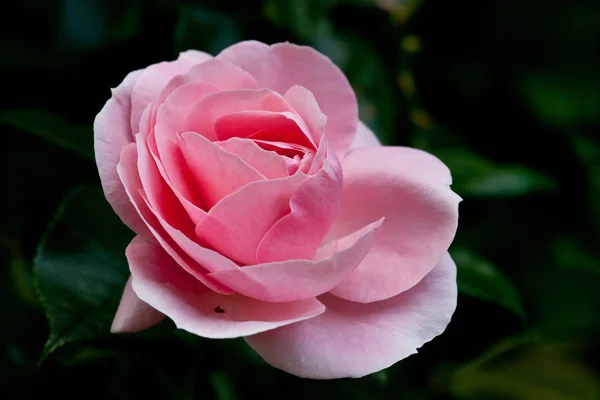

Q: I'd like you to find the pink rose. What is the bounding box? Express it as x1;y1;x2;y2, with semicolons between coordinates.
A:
94;41;460;379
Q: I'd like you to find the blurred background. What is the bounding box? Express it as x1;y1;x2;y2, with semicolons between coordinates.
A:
1;0;599;399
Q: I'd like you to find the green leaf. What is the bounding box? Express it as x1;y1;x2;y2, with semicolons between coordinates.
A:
569;131;600;239
550;236;600;276
34;186;133;359
0;109;94;162
0;42;59;68
370;369;389;386
452;248;525;317
450;336;600;400
435;148;557;197
210;372;237;400
520;69;600;126
175;333;266;367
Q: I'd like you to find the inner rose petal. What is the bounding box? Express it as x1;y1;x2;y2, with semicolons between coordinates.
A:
195;174;308;265
283;85;327;145
216;137;289;179
179;132;267;208
215;110;315;149
250;139;316;175
182;89;297;141
147;128;206;223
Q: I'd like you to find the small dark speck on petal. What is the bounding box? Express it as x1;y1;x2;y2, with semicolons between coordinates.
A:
214;306;225;314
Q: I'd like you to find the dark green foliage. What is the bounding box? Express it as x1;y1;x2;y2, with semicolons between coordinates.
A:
34;186;132;359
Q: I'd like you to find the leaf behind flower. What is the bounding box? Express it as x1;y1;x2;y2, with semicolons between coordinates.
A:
436;148;557;198
34;186;133;360
452;247;525;317
0;109;94;162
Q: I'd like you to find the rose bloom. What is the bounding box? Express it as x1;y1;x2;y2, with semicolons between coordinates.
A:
94;41;460;379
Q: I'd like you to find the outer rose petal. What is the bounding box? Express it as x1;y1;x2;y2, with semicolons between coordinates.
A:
94;51;213;236
178;49;212;65
152;82;221;215
135;133;196;234
208;219;383;302
152;58;259;119
350;121;382;149
245;253;457;379
218;41;357;157
129;50;212;133
111;276;165;333
117;143;232;294
127;236;326;338
94;69;151;238
155;82;220;135
148;128;206;223
328;147;461;303
139;191;238;274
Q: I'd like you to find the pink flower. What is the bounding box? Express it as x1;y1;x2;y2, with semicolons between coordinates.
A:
94;41;460;379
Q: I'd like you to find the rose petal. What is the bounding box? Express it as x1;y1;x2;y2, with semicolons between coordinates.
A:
245;253;457;379
195;174;307;265
136;133;230;275
155;81;220;136
208;219;382;302
307;134;328;175
130;50;212;134
284;85;327;145
215;110;315;149
139;191;238;274
217;137;289;179
142;59;258;175
285;154;302;175
251;139;305;159
148;82;221;217
350;120;382;150
179;132;266;208
218;41;357;156
94;69;151;237
255;141;343;263
184;89;295;142
153;58;259;117
117;143;231;294
144;59;259;152
111;276;165;333
177;49;212;65
136;133;196;234
148;129;206;223
128;236;326;338
327;147;461;303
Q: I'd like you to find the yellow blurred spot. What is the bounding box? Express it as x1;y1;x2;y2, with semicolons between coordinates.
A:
397;70;415;95
410;109;433;129
402;35;422;53
374;0;400;11
387;0;421;24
